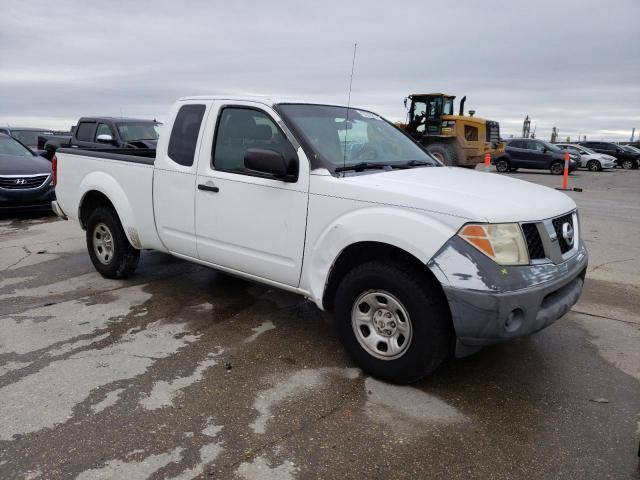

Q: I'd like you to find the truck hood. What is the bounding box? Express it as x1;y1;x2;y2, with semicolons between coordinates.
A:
331;166;576;223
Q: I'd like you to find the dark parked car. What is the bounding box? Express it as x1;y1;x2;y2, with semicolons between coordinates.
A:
578;141;639;169
0;127;58;150
0;133;55;212
39;117;161;160
494;138;579;174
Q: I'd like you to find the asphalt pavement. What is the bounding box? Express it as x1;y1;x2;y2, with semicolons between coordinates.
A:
0;167;638;479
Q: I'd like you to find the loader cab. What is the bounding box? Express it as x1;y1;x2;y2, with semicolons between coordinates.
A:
406;94;455;139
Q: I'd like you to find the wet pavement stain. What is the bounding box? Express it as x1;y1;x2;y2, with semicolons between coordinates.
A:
1;179;640;479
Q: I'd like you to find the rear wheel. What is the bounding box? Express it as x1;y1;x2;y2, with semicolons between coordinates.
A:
86;207;140;279
495;158;510;173
587;160;601;172
334;260;452;384
426;143;459;166
550;161;564;175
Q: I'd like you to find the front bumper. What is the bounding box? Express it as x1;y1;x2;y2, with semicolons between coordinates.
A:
0;185;56;211
428;236;588;356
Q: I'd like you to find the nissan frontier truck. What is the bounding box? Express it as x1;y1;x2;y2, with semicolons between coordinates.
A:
51;95;587;383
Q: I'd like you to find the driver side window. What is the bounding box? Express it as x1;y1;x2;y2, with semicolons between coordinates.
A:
528;140;544;151
212;107;292;175
95;123;113;140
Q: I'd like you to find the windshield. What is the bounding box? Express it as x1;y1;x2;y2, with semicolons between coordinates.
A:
0;135;35;156
116;122;160;142
540;140;561;152
623;145;640;153
11;130;51;148
277;104;437;172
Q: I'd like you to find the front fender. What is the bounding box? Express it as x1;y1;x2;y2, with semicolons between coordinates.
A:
301;206;459;308
79;171;140;248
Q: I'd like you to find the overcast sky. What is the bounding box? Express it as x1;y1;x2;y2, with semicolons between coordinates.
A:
1;0;638;141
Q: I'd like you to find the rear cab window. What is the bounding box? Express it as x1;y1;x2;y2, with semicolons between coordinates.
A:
167;104;206;167
75;122;96;142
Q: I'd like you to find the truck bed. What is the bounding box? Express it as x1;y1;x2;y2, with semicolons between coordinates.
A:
56;147;156;163
54;147;163;251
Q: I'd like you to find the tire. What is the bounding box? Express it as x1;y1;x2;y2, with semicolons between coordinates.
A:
621;158;637;170
426;143;459;166
86;206;140;279
334;260;452;384
495;158;510;173
586;160;601;172
550;161;564;175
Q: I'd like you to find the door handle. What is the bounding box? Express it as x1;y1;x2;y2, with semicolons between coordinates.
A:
198;184;219;193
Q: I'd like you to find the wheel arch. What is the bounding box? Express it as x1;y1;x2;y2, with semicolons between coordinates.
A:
77;172;140;248
321;241;449;314
301;206;458;311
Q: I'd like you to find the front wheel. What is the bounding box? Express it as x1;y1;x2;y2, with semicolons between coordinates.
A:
621;158;637;170
334;261;452;384
586;160;602;172
86;207;140;279
495;158;510;173
550;162;564;175
426;143;459;166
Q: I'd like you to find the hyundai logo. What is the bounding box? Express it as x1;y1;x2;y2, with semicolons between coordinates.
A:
15;178;26;185
561;222;574;247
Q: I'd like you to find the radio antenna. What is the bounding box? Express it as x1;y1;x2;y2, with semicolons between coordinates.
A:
343;42;358;172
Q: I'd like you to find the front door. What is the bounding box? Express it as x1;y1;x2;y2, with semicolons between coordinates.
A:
524;140;549;168
424;96;443;135
195;102;309;287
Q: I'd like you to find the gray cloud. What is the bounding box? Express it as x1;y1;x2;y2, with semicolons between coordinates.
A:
1;0;639;141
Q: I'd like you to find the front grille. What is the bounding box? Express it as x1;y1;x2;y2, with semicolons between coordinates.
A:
0;175;49;190
552;213;574;254
522;223;545;260
486;121;501;144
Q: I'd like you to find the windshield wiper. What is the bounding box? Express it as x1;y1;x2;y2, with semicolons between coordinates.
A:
334;162;390;173
393;160;433;169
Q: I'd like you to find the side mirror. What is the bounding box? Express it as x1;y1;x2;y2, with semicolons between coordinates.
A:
542;147;548;153
96;134;114;144
244;149;297;180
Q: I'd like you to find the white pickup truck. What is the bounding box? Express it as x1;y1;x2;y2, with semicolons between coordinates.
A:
52;95;588;383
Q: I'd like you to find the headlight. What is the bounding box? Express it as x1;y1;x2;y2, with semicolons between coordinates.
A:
458;223;529;265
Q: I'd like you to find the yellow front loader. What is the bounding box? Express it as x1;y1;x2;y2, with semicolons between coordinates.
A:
399;93;505;167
